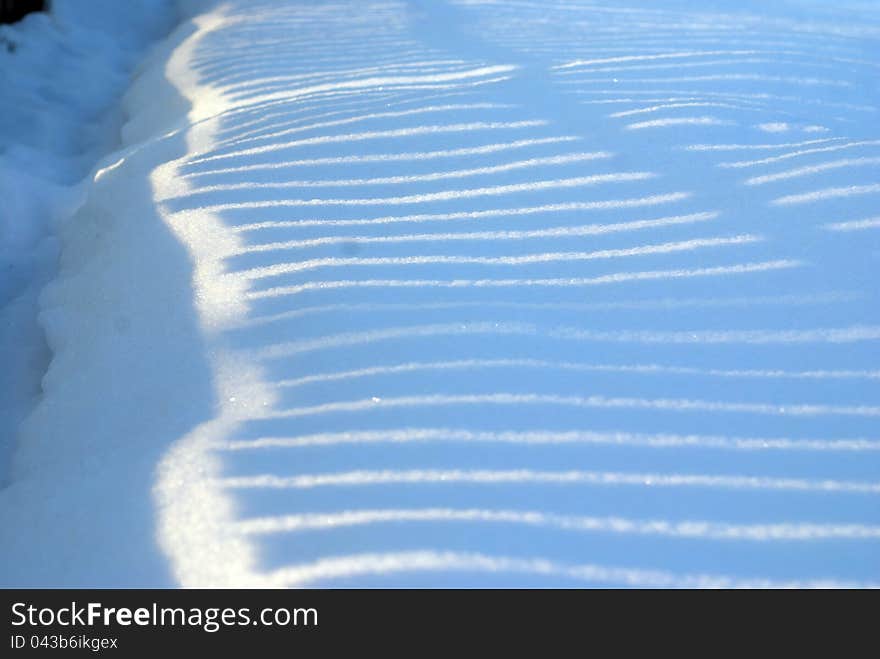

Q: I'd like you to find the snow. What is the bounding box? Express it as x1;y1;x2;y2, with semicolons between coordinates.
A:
1;0;878;587
0;1;175;481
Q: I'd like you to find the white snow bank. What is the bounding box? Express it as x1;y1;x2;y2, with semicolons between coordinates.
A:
0;1;181;582
0;1;177;479
2;0;879;587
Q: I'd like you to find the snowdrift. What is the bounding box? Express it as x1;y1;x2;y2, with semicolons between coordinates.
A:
1;0;878;587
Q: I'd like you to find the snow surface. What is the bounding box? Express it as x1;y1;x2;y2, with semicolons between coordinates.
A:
0;1;175;481
1;0;879;587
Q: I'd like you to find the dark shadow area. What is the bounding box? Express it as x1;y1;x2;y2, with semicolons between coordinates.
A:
0;0;44;25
